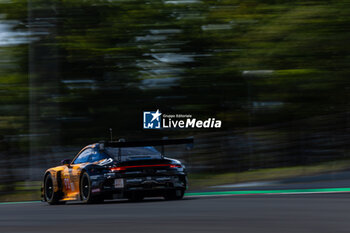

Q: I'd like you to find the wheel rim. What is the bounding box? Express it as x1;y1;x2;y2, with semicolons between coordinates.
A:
81;175;90;199
45;176;53;201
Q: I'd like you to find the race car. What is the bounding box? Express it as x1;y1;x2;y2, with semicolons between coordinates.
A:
41;138;193;204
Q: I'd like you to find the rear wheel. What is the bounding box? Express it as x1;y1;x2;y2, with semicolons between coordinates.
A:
80;172;104;204
164;189;185;201
44;173;61;205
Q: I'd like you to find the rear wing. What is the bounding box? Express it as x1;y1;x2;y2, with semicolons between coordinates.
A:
99;138;194;161
102;138;193;148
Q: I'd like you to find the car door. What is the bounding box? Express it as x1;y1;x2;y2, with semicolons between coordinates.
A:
62;148;93;200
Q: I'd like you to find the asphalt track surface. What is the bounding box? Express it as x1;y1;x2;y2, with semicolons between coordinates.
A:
1;193;350;233
2;172;350;233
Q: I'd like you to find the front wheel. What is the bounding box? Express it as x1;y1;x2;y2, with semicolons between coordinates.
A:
80;172;104;204
164;189;185;200
44;173;61;205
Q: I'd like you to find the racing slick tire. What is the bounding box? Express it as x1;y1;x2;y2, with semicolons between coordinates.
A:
44;173;61;205
80;172;104;204
164;189;185;201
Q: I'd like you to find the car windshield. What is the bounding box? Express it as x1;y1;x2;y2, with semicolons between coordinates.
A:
104;146;161;161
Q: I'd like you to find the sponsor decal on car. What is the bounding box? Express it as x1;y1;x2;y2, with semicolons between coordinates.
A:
91;188;101;193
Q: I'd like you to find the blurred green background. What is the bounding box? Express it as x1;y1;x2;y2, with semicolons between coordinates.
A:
0;0;349;201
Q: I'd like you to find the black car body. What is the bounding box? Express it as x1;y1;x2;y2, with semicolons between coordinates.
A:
41;138;192;204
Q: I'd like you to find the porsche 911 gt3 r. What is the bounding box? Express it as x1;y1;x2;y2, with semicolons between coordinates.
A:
41;138;193;204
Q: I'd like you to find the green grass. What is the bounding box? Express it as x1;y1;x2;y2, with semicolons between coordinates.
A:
188;159;350;189
0;190;41;202
0;181;41;202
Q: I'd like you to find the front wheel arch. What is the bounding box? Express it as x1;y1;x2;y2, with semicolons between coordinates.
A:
44;172;62;205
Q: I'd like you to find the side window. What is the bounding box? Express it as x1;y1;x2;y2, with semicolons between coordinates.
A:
73;149;92;164
90;151;108;163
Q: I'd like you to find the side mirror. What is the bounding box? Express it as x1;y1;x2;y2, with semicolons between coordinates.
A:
61;159;71;166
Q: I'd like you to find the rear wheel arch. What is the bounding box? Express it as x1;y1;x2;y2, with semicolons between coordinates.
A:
79;170;91;200
79;170;104;204
79;168;87;181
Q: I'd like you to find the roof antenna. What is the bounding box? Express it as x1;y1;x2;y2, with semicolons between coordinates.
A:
109;128;113;142
161;136;168;159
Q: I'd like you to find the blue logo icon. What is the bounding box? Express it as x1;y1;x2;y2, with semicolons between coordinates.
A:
143;110;162;129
